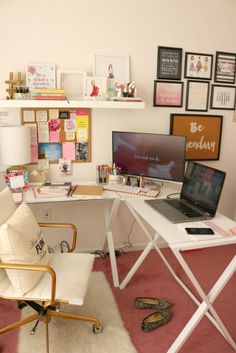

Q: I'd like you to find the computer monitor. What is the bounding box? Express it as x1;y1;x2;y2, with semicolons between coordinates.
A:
112;131;186;183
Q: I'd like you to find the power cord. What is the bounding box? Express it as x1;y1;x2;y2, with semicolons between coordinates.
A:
167;192;180;199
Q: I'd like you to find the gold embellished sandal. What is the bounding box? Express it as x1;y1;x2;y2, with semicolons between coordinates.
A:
141;308;171;332
135;297;172;310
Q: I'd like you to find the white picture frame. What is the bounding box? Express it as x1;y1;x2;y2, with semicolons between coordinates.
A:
26;63;56;97
84;76;107;98
92;53;130;85
57;70;86;99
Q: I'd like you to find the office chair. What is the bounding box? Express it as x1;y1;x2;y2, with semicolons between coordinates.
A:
0;187;101;353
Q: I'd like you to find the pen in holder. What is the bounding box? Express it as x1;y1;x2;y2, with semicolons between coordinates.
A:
96;164;110;184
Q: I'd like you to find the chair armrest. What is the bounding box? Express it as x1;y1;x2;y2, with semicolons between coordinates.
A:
0;262;56;307
38;223;77;252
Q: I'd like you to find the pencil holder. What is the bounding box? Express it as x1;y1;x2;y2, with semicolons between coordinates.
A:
109;175;121;184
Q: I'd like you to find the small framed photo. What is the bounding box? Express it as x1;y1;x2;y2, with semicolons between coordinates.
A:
186;80;210;111
170;114;223;160
214;51;236;84
84;77;107;98
57;70;86;99
184;52;213;80
153;80;183;107
26;63;56;96
157;46;182;80
92;53;130;85
210;84;236;110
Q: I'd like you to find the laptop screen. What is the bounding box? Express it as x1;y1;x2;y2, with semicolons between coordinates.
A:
181;161;226;216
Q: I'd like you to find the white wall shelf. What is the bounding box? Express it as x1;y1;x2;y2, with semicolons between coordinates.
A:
0;99;145;109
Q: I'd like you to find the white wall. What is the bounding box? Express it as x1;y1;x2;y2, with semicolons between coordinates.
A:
1;0;236;249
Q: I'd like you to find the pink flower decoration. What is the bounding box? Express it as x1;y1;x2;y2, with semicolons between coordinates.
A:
28;66;36;74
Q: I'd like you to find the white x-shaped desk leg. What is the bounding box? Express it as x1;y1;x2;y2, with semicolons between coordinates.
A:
167;255;236;353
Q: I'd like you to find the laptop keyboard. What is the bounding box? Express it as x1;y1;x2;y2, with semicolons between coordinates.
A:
165;199;202;217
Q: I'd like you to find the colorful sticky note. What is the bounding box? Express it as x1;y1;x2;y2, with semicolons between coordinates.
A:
50;130;60;142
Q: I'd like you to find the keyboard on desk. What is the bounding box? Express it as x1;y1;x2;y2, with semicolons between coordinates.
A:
103;183;160;198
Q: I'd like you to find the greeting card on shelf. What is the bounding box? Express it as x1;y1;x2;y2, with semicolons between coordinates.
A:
26;64;56;97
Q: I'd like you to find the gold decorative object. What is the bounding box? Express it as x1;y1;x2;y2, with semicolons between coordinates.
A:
5;72;23;99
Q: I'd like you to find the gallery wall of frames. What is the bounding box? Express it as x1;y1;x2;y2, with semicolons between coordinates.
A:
153;46;236;161
153;46;236;111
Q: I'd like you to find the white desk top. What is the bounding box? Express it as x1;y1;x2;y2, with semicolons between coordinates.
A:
124;197;236;249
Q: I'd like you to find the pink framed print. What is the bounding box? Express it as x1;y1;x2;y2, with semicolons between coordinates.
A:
153;80;183;107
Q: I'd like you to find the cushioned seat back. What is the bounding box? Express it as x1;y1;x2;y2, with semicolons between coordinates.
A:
0;188;17;287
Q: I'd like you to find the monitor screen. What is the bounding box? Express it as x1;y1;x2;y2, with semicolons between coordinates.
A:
112;131;186;183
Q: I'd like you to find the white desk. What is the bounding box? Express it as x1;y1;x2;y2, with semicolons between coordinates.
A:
24;186;236;352
120;197;236;353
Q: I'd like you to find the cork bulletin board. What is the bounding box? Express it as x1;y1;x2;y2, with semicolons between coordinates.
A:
170;114;223;160
21;108;91;164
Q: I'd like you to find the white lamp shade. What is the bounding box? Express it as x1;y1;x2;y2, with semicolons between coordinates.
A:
0;125;31;166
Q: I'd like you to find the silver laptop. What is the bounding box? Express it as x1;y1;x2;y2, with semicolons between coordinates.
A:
145;161;226;223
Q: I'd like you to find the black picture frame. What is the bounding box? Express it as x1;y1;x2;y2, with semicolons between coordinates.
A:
184;52;213;80
157;46;182;80
210;84;236;110
186;80;210;112
214;51;236;84
170;114;223;160
153;80;183;107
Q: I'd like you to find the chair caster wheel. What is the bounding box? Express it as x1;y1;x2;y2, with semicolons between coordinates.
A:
93;324;102;334
18;301;27;310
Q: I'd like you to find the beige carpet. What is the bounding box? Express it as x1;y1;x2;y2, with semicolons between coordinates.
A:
18;272;137;353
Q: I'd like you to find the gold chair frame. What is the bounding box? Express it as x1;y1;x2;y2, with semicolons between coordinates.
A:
0;223;101;353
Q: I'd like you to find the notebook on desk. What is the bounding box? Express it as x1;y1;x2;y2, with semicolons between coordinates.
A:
145;161;226;223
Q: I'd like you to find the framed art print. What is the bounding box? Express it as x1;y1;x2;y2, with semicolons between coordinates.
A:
92;53;130;85
170;114;223;160
210;84;236;110
84;77;107;98
186;80;210;111
184;52;213;80
57;70;86;99
214;51;236;84
157;46;182;80
153;80;183;107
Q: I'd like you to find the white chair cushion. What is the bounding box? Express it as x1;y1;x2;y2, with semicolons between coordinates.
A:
0;202;49;296
0;253;95;306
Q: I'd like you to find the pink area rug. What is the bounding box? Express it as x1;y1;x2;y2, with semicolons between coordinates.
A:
94;244;236;353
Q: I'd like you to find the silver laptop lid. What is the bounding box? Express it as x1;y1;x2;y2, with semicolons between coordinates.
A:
181;161;226;217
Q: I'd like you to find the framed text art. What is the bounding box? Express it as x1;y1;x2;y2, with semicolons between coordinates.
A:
184;52;213;80
170;114;223;160
26;64;56;97
214;51;236;84
186;80;210;111
153;80;183;107
92;52;130;85
157;46;182;80
210;84;236;110
21;108;91;164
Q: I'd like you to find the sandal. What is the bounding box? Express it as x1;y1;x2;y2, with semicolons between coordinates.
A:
141;308;171;332
135;297;172;310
